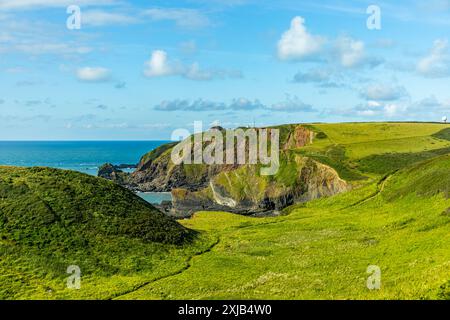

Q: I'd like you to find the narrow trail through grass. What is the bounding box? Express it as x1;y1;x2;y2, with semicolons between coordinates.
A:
339;171;397;210
114;218;290;300
111;236;221;300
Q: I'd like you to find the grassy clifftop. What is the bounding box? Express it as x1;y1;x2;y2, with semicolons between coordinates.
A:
299;122;450;177
123;122;450;216
134;122;450;184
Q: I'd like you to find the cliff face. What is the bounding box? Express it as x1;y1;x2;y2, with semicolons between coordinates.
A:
169;156;349;217
100;125;350;217
128;142;239;192
283;125;315;150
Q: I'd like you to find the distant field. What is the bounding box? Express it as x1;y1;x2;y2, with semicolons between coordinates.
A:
300;122;450;180
314;122;450;144
305;123;450;158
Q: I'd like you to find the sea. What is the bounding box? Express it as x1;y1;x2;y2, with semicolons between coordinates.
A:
0;141;172;204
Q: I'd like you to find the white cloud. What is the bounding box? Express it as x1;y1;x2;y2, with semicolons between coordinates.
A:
367;100;382;108
357;109;377;117
144;50;242;81
277;17;381;69
185;63;213;80
154;98;262;112
155;99;226;111
184;63;242;81
383;103;406;117
361;84;408;101
81;10;139;26
334;36;365;68
292;68;343;88
417;39;450;77
346;82;410;118
0;0;116;10
143;50;175;77
277;16;324;61
341;101;406;118
293;68;331;82
76;67;111;82
411;95;450;113
270;95;316;113
229;98;264;110
8;43;92;55
155;96;316;113
0;15;93;56
338;92;449;120
143;8;210;28
5;66;27;73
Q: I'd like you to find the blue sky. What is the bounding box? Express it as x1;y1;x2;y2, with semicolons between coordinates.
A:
0;0;449;140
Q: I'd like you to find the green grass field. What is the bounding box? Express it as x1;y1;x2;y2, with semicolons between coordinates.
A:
1;122;449;300
119;155;450;300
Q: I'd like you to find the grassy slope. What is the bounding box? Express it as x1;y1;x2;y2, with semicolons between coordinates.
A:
0;167;215;299
299;122;450;180
117;123;450;300
1;123;449;300
313;123;450;158
120;155;450;300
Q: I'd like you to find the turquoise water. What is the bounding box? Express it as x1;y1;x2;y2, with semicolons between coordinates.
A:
0;141;170;204
138;192;172;204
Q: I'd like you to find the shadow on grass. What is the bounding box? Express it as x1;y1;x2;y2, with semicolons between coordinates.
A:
356;146;450;175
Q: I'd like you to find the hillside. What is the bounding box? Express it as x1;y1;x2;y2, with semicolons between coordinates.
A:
119;154;450;300
0;166;190;245
1;122;449;300
305;123;450;176
103;122;450;217
0;167;214;299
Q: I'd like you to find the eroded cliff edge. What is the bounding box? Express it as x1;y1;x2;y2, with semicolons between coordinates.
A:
99;125;350;217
